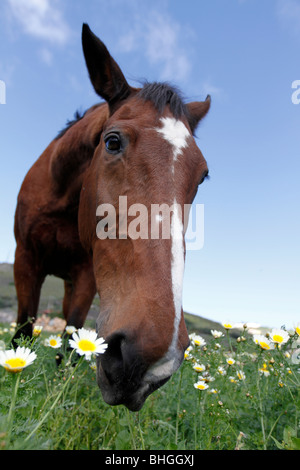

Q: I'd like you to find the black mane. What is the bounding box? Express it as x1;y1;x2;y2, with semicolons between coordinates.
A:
138;82;188;119
55;82;188;140
55;109;86;140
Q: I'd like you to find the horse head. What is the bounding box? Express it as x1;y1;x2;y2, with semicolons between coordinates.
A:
79;24;210;410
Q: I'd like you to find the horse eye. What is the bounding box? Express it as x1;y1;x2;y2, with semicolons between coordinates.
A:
105;134;122;154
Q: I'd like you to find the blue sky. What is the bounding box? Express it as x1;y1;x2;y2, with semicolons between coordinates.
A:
0;0;299;328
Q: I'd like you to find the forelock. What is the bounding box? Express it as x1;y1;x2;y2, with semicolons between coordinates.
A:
138;82;188;119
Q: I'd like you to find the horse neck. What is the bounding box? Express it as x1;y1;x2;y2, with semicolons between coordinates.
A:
49;103;108;206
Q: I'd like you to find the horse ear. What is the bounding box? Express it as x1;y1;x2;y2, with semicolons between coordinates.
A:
82;23;133;113
186;95;211;133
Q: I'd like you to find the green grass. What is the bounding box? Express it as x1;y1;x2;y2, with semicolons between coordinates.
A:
0;263;299;450
0;323;299;450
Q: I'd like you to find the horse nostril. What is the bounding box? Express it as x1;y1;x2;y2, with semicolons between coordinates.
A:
97;331;180;410
100;331;147;390
100;332;126;385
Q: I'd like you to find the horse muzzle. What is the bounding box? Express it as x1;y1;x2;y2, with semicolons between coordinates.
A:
96;330;183;411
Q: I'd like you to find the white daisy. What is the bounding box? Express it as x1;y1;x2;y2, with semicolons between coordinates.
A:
218;366;226;375
45;335;62;349
269;329;290;345
237;370;246;380
33;325;43;337
253;335;274;350
294;323;300;337
202;372;215;382
193;380;209;391
229;376;237;383
189;333;206;347
184;350;193;361
211;330;224;338
0;346;36;373
222;321;235;330
69;328;108;360
65;326;77;335
193;363;206;372
226;357;235;365
259;367;270;377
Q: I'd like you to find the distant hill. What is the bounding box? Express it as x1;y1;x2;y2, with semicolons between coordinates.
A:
0;263;241;340
0;263;99;327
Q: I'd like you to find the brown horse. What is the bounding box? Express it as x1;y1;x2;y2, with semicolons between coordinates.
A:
14;24;210;410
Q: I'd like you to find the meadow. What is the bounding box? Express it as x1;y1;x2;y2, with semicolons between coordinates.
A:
0;320;299;450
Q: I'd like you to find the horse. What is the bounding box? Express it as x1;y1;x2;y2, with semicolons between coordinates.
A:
13;23;211;411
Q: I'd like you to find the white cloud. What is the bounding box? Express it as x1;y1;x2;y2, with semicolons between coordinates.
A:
0;62;16;87
38;47;53;66
118;10;192;82
6;0;70;45
276;0;300;37
145;13;191;82
201;80;222;98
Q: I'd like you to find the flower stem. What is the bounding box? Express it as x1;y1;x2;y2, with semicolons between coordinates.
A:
198;391;203;449
256;362;267;449
24;352;81;443
6;372;21;445
226;330;234;354
125;408;136;450
175;366;184;446
137;412;145;450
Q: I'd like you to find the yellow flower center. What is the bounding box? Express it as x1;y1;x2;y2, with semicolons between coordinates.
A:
259;341;270;350
50;339;58;347
272;334;283;343
33;327;42;336
78;339;96;352
196;383;206;390
5;358;26;370
296;326;300;336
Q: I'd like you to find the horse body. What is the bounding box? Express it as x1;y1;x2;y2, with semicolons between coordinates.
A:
14;24;211;410
14;104;108;335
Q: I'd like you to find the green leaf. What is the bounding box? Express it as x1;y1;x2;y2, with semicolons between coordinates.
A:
289;437;300;450
270;436;285;450
115;429;131;450
283;425;296;441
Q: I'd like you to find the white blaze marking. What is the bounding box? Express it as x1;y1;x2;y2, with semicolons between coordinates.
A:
156;117;190;164
145;118;189;381
145;203;185;382
145;199;184;383
170;199;185;348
